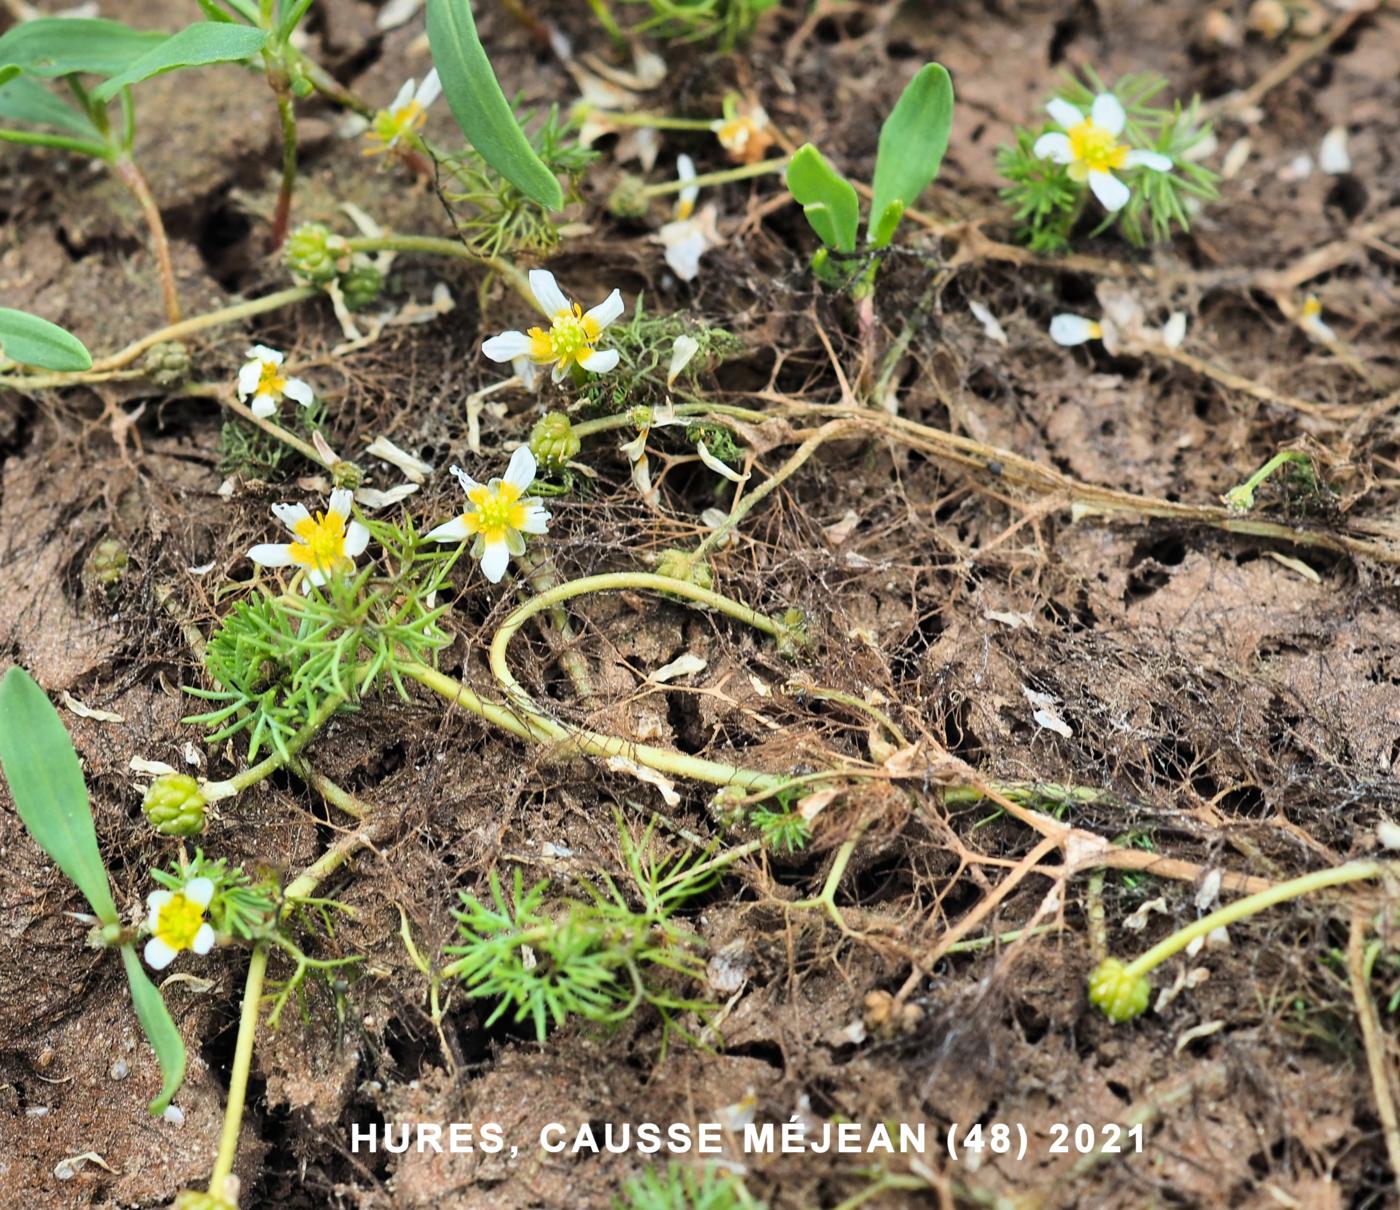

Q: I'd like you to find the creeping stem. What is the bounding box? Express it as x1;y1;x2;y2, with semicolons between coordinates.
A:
208;946;268;1197
111;157;181;324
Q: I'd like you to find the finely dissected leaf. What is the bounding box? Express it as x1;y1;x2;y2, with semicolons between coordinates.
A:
868;63;954;247
0;667;115;922
120;945;187;1115
92;24;268;102
0;75;103;137
786;143;859;252
0;307;93;370
0;18;166;79
425;0;563;210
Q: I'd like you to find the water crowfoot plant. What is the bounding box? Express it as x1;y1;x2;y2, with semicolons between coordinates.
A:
425;449;552;583
483;269;627;383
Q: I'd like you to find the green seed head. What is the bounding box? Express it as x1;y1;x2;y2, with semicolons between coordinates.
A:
1088;957;1151;1023
655;548;714;592
606;175;649;219
86;537;129;589
339;262;384;311
285;222;351;285
529;412;581;472
331;459;363;490
141;340;191;387
142;773;207;838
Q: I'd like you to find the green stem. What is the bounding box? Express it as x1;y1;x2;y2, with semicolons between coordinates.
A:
582;109;718;132
111;156;181;324
570;403;769;440
639;155;789;196
1222;450;1314;511
0;127;112;158
1121;861;1385;982
203;690;348;800
789;681;908;747
214;390;329;468
208;944;268;1197
344;236;537;313
267;66;298;250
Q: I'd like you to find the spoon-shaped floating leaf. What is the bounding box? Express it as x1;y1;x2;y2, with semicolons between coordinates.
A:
92;24;269;103
868;63;954;248
425;0;563;211
0;308;92;371
786;143;858;253
0;667;115;920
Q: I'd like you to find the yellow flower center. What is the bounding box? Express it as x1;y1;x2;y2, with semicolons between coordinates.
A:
1066;120;1129;175
527;305;602;370
717;116;756;151
463;481;529;546
156;894;205;952
289;510;350;575
365;100;425;152
256;361;287;397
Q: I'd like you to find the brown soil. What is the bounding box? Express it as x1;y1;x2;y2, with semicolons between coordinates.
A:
2;0;1399;1208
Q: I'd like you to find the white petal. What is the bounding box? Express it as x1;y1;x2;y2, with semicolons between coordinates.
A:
697;440;747;483
1046;98;1083;130
478;539;510;583
1049;314;1102;346
550;360;569;384
1090;92;1126;136
1318;125;1350;175
676;154;699;218
449;465;480;494
191;923;216;956
528;269;571;317
1162;311;1188;349
512;356;541;392
306;568;328;587
344;521;370;558
272;502;311;532
144;937;177;970
1124;149;1172;172
328;488;354;519
583;288;626;331
578;348;620;374
146;890;173;929
1032;132;1074;164
482;331;533;363
664;231;706;281
390;78;415;112
620;431;647;462
282;377;315;406
248;542;294;567
503;446;537;491
426;516;470;543
630;454;655;503
668;335;700;386
247;344;283;364
183;877;215;908
250;394;277;419
520;503;551;535
1087;169;1130;212
236;361;262;398
416;68;441;109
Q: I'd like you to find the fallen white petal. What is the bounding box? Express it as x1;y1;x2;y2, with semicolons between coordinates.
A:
364;435;433;483
60;691;124;722
968;300;1008;346
1318;125;1351;175
650;652;707;683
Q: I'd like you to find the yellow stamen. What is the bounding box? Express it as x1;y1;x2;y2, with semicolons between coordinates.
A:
525;304;604;371
156;894;205;952
463;481;529;547
363;100;426;155
288;510;350;575
256;361;287;398
1066;119;1129;178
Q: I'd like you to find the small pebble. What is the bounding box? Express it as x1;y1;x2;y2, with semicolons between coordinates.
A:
109;1058;129;1081
25;1106;49;1118
163;1105;185;1126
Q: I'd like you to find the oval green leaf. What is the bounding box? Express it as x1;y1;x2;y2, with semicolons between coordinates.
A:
868;63;954;247
0;18;166;79
120;945;188;1115
786;143;858;253
0;667;116;923
0;307;92;370
92;24;268;102
425;0;563;211
0;75;102;138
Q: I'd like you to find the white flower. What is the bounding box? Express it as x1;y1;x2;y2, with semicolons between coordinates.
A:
654;204;722;282
482;270;626;384
236;345;315;419
1300;294;1335;343
1033;93;1172;212
425;448;550;583
364;69;441;154
144;877;216;971
1049;314;1104;346
247;488;371;587
1161;311;1188;349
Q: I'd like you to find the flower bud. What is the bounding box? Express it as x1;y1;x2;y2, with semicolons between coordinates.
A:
1087;957;1151;1023
606;175;649;219
655;548;714;592
142;773;207;838
141;340;191;387
85;537;129;590
528;412;581;472
285;222;351;285
339;262;384;311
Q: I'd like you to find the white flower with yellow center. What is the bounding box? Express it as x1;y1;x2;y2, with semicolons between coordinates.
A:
237;345;315;419
1033;93;1172;213
1049;313;1105;346
483;270;626;384
712;100;774;165
364;70;441;156
425;448;551;583
144;877;216;970
247;488;371;588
